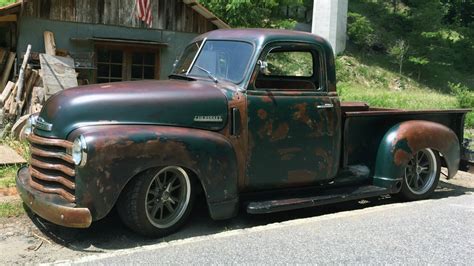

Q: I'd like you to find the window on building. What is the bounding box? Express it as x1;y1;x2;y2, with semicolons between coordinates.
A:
95;46;159;83
96;48;124;83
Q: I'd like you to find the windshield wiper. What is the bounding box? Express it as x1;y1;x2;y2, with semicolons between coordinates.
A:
168;73;196;81
195;65;219;83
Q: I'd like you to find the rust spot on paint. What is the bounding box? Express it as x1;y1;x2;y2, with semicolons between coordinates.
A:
257;109;268;120
258;120;273;139
288;169;315;184
278;147;302;161
262;95;273;103
271;123;289;142
293;103;314;129
392;120;459;166
394;149;411;166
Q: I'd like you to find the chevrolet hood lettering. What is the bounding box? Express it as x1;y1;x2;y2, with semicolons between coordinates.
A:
194;115;223;122
36;80;230;138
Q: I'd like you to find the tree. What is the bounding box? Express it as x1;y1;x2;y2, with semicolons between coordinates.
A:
199;0;307;28
408;56;429;80
388;39;409;75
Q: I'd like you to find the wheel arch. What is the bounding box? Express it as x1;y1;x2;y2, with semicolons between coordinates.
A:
373;120;460;189
69;125;240;222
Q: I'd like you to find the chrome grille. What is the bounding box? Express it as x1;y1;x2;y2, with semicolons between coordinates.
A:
27;133;76;203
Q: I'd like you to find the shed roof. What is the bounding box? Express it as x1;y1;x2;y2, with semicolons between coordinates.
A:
183;0;230;29
0;1;21;17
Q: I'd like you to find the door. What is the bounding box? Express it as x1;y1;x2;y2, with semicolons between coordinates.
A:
246;43;341;190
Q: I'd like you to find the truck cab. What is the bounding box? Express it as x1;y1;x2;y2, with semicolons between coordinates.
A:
16;29;470;237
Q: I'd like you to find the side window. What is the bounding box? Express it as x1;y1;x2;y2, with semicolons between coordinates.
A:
255;47;320;91
265;51;313;77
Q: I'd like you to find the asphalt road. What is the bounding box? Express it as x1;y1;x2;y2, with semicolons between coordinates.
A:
67;190;474;265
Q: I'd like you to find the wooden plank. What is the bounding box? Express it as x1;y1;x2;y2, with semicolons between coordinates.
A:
49;0;62;20
154;0;164;29
0;15;16;22
175;0;184;32
0;145;26;165
103;0;119;25
119;0;136;27
60;0;76;22
16;45;31;103
44;31;57;56
39;54;78;97
3;83;16;113
0;52;15;92
21;70;39;114
0;81;14;105
39;0;51;19
185;5;194;32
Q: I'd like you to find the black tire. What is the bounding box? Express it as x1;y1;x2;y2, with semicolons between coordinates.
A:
399;148;441;201
117;166;195;237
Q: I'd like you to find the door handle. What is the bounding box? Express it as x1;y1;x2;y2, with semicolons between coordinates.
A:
317;103;334;109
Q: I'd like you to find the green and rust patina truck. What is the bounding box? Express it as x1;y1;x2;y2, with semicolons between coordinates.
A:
16;29;471;237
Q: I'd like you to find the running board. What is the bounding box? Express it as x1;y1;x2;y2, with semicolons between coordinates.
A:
246;185;390;214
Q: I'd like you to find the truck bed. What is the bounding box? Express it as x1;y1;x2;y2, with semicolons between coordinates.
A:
340;102;470;173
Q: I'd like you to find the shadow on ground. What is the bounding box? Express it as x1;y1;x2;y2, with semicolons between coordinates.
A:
25;177;473;254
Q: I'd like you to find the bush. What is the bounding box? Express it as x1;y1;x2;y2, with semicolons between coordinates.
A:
449;82;474;128
347;12;376;48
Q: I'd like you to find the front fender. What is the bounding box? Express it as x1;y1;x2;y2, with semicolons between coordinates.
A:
374;120;460;188
68;125;238;221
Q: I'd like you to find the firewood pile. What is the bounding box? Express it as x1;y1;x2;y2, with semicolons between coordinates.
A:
0;31;79;139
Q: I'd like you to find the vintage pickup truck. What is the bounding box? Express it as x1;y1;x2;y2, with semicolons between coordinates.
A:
16;29;470;237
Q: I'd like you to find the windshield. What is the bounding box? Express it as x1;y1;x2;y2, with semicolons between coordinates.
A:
172;40;253;84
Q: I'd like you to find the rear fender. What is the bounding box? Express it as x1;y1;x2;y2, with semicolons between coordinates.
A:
69;125;238;221
374;120;460;189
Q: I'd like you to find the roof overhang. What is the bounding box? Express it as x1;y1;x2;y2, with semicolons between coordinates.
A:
0;1;21;17
71;37;168;48
183;0;230;29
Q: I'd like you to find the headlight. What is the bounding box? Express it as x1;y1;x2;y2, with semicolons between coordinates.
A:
23;115;37;136
72;135;87;166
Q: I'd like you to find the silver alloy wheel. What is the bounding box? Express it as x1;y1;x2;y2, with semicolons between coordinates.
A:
145;166;191;229
404;148;437;195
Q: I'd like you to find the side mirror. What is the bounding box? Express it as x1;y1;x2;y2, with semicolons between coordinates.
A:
257;60;268;73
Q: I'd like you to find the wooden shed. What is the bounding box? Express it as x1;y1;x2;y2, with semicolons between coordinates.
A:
0;0;229;84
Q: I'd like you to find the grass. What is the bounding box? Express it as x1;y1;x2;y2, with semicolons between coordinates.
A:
0;137;28;189
0;201;24;218
336;52;473;129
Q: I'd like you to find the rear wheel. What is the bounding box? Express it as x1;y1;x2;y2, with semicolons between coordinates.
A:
117;166;195;237
399;148;440;200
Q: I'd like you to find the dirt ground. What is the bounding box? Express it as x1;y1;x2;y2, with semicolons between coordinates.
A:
0;169;473;265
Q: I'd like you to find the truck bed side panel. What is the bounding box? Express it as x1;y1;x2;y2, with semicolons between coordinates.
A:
343;110;467;174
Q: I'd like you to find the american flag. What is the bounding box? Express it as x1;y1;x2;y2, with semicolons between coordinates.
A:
136;0;153;27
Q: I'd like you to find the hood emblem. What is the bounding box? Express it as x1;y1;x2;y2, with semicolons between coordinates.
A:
194;115;223;123
35;117;53;131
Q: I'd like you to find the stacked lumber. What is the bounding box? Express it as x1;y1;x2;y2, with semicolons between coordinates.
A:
1;46;44;120
0;31;79;133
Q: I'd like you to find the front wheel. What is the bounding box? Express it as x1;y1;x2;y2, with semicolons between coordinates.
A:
117;166;195;237
399;148;441;201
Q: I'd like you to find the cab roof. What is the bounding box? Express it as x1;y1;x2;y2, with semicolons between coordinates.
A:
194;29;333;54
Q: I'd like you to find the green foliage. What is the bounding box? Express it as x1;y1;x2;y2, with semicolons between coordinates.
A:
347;12;375;48
0;0;15;7
388;39;409;75
266;51;313;77
0;166;18;188
199;0;307;28
449;82;474;128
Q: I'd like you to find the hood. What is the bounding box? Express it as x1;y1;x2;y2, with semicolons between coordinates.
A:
35;80;230;139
